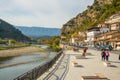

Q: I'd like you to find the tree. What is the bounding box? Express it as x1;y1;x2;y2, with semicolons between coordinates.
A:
0;39;7;44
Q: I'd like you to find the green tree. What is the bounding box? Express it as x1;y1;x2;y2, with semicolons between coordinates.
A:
0;39;7;44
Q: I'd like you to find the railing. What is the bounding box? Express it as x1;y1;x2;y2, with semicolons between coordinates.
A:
14;50;63;80
61;42;84;48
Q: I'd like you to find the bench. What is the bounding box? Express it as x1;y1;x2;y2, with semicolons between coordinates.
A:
72;61;78;67
95;73;107;79
86;52;92;56
76;55;86;59
82;76;102;80
103;61;111;67
81;73;109;80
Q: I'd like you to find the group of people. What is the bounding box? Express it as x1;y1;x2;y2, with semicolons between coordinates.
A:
101;49;110;61
82;47;120;61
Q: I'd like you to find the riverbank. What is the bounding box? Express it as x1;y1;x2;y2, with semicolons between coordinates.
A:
0;46;44;58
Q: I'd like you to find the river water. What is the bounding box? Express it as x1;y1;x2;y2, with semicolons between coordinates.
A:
0;46;56;80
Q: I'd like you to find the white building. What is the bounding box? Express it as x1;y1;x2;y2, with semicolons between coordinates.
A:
100;27;110;33
71;37;78;44
85;27;100;47
98;23;110;33
71;38;75;43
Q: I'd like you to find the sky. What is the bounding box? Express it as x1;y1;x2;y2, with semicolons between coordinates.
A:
0;0;94;28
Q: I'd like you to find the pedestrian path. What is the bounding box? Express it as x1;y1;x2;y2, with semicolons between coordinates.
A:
37;49;120;80
65;49;120;80
37;51;70;80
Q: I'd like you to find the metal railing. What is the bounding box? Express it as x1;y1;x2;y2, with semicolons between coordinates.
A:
14;50;63;80
61;42;84;48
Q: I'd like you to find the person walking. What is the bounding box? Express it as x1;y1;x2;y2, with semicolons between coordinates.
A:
101;49;106;61
105;49;110;61
82;47;87;57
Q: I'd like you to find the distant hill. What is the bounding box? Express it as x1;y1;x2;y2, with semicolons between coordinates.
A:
15;26;60;39
0;19;30;41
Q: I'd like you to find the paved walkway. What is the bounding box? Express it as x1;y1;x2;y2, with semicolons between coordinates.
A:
37;52;70;80
65;49;120;80
38;49;120;80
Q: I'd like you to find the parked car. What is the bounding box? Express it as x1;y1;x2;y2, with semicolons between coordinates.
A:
79;44;87;48
95;45;113;51
100;45;113;51
94;45;101;50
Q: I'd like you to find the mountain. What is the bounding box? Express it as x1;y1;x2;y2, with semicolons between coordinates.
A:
15;26;60;39
0;19;30;41
61;0;120;37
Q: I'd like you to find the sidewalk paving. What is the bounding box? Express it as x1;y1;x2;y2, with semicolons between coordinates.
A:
37;49;120;80
65;49;120;80
37;52;70;80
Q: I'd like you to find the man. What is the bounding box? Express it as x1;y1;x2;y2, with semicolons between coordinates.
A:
101;49;106;61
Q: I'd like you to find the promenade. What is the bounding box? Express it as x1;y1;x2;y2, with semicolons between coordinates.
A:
37;48;120;80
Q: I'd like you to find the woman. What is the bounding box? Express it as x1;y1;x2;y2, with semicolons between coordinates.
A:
105;49;110;61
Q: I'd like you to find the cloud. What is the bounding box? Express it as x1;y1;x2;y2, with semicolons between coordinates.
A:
0;0;94;28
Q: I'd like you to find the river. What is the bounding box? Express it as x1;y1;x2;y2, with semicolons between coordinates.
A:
0;46;56;80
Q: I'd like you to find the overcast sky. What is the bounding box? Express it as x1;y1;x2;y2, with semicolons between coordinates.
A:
0;0;94;28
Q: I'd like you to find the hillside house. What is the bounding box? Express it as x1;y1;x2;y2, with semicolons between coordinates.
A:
94;13;120;50
85;27;100;47
97;0;113;5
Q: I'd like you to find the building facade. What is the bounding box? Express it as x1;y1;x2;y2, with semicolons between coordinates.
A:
94;13;120;50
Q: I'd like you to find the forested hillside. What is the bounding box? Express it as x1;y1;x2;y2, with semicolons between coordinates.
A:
61;0;120;38
0;19;30;41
